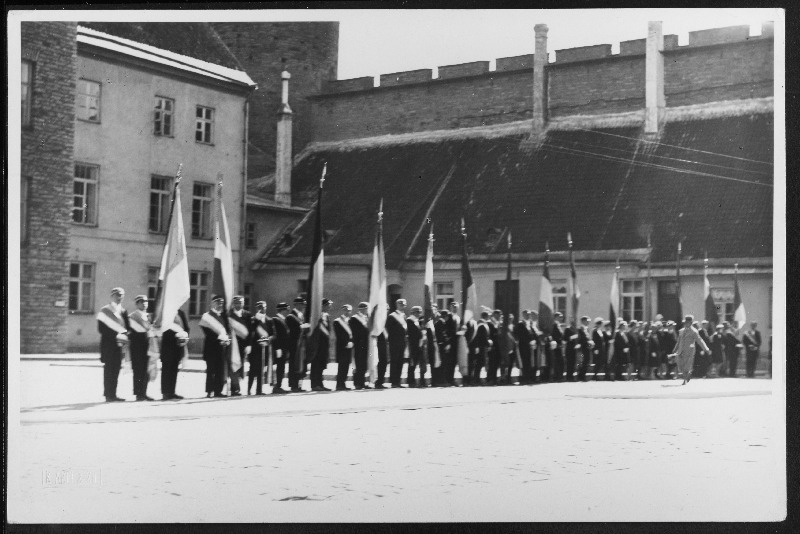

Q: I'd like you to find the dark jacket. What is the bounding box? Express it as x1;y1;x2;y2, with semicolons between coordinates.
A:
333;315;354;363
349;313;370;362
406;317;424;360
592;328;607;363
386;311;408;360
161;310;189;361
98;304;131;364
271;314;291;354
471;321;492;352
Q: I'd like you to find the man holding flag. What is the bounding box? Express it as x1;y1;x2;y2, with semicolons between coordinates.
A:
457;219;478;385
152;164;191;400
423;224;440;386
538;243;555;382
306;164;328;391
367;200;388;387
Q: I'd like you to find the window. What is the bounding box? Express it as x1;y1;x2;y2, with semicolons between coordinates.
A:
149;175;172;233
551;279;568;319
21;176;31;244
68;262;94;313
147;266;160;310
154;97;174;136
22;60;33;127
76;79;101;122
243;283;254;309
245;222;257;249
297;279;308;300
621;279;645;322
195;106;214;144
435;282;454;311
189;271;210;316
73;163;99;225
191;182;213;238
712;288;734;323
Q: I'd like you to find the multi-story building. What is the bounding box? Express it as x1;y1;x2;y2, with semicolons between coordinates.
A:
65;26;255;351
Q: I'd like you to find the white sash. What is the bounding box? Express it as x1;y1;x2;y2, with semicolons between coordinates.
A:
199;312;228;338
336;316;353;337
128;310;150;333
390;312;407;330
229;313;250;340
166;314;187;335
97;306;127;334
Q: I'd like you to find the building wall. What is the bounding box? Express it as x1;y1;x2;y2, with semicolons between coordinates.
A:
211;22;339;181
256;262;773;355
308;31;773;143
67;51;248;351
20;21;77;353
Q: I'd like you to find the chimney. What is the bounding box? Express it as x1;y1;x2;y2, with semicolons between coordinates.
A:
532;24;549;133
275;70;293;206
645;21;665;136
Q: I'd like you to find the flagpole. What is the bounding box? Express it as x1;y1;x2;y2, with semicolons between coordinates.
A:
568;232;576;326
614;258;620;332
646;232;652;323
676;241;682;323
460;218;467;328
154;163;183;327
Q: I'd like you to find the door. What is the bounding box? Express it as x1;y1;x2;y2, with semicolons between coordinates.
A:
494;279;520;323
657;280;682;323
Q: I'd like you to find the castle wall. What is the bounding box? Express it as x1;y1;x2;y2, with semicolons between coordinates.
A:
308;27;773;143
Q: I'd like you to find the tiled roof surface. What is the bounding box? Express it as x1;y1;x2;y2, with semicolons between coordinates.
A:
80;22;244;72
258;113;773;267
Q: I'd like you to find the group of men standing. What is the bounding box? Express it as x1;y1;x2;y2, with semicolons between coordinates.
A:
98;287;767;402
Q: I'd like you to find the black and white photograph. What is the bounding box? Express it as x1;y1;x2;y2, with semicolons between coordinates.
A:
6;7;786;525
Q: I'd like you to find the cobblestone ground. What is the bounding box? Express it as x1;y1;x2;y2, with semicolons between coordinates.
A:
8;361;785;523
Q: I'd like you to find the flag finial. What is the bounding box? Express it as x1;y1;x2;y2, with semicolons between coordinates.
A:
704;251;708;269
320;162;327;188
429;222;434;242
567;232;573;247
647;231;652;249
377;198;383;222
507;229;512;249
677;240;682;254
615;257;620;271
175;163;183;184
461;218;466;236
545;241;549;253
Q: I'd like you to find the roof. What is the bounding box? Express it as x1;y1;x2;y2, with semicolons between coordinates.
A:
254;101;773;269
77;25;256;88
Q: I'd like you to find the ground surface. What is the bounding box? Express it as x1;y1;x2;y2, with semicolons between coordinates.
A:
8;357;785;523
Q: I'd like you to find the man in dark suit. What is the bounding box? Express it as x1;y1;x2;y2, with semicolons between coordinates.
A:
310;298;333;391
406;306;427;387
286;297;309;392
576;316;593;381
271;302;292;394
743;322;762;378
485;310;502;386
550;312;566;382
386;298;408;388
723;322;742;377
376;328;389;389
227;295;251;397
470;311;493;385
248;301;274;396
199;295;231;397
564;318;579;382
591;317;608;381
127;295;155;401
349;302;371;389
334;304;355;391
97;287;131;402
445;303;461;386
515;310;534;385
434;310;452;387
160;308;189;400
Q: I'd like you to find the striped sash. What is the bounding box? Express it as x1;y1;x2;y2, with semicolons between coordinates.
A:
229;313;250;340
97;306;127;334
128;310;150;333
199;312;228;338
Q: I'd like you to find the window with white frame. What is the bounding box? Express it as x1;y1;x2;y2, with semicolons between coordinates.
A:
435;282;454;311
189;271;210;316
147;266;160;311
68;262;94;312
73;163;99;225
551;279;568;318
712;288;734;323
154;96;174;136
191;182;213;238
149;175;172;233
621;279;645;321
76;79;101;122
195;106;214;144
22;60;33;127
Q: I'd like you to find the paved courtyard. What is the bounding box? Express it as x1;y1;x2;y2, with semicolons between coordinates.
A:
8;358;785;523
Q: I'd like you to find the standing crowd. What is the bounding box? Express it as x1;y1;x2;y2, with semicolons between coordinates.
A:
97;288;768;402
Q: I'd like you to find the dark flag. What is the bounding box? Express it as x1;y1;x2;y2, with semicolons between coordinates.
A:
538;243;554;333
704;255;718;325
305;163;327;365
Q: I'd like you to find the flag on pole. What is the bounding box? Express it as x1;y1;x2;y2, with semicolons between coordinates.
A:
307;163;327;343
154;165;190;333
704;255;717;325
567;232;581;325
456;219;477;374
367;199;388;382
538;243;554;333
212;175;241;377
505;230;513;281
676;241;684;323
610;260;620;334
424;223;440;368
733;263;747;330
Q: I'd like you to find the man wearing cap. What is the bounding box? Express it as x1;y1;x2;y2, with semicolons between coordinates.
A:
287;297;309;392
709;323;725;377
445;302;461;386
350;302;371;389
723;322;743;378
514;310;534;385
334;304;355;391
248;301;274;395
693;320;712;378
434;309;451;387
406;306;427;387
227;296;251;397
485;309;502;386
199;295;231;397
575;316;593;381
550;312;566;382
309;298;333;391
161;307;189;400
128;295;155;401
271;303;292;393
591;317;608;380
469;311;493;385
97;287;131;402
668;315;710;385
386;299;409;388
742;322;762;378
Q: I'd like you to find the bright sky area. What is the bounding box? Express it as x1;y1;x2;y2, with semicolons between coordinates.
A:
41;8;781;81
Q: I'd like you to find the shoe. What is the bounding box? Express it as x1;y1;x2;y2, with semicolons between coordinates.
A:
231;392;242;397
335;386;353;391
136;396;147;402
105;397;116;403
214;393;228;398
418;382;428;388
374;384;386;389
408;382;417;388
290;387;304;393
112;396;126;402
272;387;288;394
354;386;365;390
172;394;183;400
312;385;330;392
255;392;268;396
